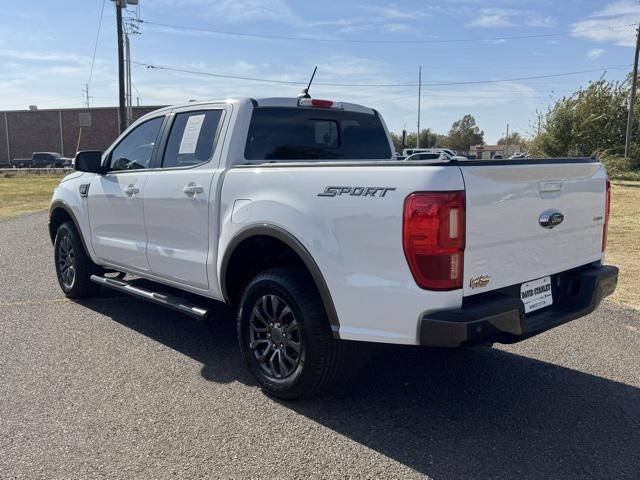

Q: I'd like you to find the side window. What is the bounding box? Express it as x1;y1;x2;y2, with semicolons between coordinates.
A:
161;110;223;168
109;116;164;171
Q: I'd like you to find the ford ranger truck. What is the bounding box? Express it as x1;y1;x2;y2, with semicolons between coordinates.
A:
48;97;618;399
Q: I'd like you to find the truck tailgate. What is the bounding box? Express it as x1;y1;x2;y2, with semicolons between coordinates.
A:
460;161;606;297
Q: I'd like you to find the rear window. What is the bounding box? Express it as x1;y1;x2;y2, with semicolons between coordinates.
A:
244;107;391;161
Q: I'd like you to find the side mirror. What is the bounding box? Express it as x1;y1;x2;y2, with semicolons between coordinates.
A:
74;150;105;174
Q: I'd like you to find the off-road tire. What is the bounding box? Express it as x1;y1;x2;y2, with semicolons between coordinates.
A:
54;221;101;299
237;267;343;400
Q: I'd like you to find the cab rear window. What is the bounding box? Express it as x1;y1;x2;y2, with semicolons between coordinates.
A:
244;107;391;161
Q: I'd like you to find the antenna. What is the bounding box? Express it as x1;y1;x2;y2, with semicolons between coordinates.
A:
297;66;318;99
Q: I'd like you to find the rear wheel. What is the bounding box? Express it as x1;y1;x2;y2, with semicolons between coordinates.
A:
237;267;343;400
54;221;101;298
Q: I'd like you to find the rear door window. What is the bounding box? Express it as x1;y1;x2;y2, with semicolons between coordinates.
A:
161;110;223;168
244;107;391;161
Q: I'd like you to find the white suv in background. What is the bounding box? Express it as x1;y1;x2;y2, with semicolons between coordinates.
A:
402;148;467;161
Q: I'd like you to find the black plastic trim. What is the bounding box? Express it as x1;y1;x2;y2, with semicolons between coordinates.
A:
232;157;599;168
455;157;597;166
48;200;90;254
419;265;618;347
220;224;340;338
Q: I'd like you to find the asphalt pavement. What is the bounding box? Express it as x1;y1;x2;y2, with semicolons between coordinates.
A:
1;212;639;479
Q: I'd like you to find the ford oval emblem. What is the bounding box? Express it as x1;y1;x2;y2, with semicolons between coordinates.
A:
539;209;564;229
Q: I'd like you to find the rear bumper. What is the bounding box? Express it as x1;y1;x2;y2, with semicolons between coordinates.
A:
419;265;618;348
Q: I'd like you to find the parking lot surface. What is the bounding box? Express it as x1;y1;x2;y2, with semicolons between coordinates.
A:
1;212;639;479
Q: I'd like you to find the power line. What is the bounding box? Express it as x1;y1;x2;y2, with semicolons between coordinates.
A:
137;18;639;45
132;60;631;88
87;0;107;90
1;96;85;110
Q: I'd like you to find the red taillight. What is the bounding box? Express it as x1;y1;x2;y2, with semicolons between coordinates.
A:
602;179;611;251
311;99;333;108
403;192;465;290
298;98;343;109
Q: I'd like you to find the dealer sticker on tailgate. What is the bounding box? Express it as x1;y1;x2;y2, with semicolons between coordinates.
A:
520;276;553;313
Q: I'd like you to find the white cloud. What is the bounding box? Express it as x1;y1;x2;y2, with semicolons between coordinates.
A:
587;48;607;59
525;16;555;28
384;23;411;33
466;8;555;29
572;1;640;47
468;10;515;28
361;3;429;20
0;48;86;65
160;0;299;23
591;0;640;18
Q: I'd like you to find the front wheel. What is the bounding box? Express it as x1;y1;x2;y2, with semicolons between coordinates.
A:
54;221;101;298
237;267;343;400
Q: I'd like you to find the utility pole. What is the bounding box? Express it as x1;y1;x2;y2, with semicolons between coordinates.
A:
124;30;133;125
505;123;509;157
83;83;90;109
115;0;127;133
417;66;421;149
625;26;640;158
537;114;541;136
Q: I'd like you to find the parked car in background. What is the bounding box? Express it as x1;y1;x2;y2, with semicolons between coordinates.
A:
405;151;449;162
12;158;32;168
439;148;468;161
12;152;68;168
32;152;67;168
402;147;466;161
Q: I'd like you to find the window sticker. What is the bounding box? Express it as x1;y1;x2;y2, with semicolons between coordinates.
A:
178;114;205;154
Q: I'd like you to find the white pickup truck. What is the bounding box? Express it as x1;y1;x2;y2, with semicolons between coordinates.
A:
49;97;618;399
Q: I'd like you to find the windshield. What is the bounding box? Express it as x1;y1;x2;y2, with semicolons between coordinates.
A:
244;107;392;161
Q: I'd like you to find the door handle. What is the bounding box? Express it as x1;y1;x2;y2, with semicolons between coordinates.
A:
183;182;204;196
124;184;139;197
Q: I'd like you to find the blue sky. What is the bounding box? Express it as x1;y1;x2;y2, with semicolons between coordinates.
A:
1;0;639;143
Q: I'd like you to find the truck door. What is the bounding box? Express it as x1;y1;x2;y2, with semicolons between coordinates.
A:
143;107;226;290
88;116;165;271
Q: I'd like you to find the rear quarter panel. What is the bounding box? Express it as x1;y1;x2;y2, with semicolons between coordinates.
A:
219;164;465;345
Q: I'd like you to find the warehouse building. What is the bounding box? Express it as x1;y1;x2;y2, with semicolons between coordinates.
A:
0;105;164;165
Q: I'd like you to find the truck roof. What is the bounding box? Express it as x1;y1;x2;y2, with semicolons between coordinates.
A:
149;97;375;115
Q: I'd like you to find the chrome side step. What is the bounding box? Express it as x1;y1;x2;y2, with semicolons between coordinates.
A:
89;275;209;319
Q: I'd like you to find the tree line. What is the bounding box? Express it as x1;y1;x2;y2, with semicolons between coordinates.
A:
390;114;486;153
393;74;640;176
528;77;639;175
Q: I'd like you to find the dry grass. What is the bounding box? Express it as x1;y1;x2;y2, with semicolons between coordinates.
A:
0;173;63;219
606;181;640;309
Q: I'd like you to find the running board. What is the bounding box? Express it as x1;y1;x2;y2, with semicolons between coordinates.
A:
89;275;209;319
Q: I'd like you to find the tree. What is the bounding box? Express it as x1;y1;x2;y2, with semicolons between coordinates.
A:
528;78;634;162
447;115;484;152
389;131;404;152
497;131;526;147
389;128;448;152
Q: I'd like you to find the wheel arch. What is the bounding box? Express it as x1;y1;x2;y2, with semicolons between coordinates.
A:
220;224;340;338
48;201;90;254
